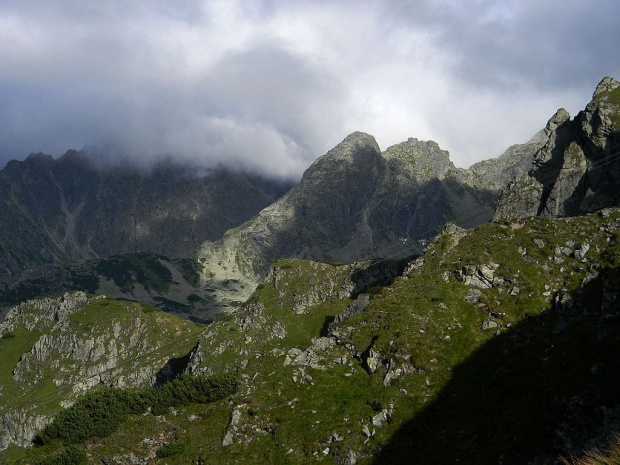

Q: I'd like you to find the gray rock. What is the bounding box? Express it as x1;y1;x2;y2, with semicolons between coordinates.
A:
454;262;502;289
465;288;483;303
482;320;500;330
383;359;419;387
574;243;590;260
222;407;243;447
330;295;371;332
495;77;620;220
222;431;234;447
442;222;465;235
366;349;383;374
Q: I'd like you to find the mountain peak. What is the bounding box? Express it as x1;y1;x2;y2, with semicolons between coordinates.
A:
544;108;571;135
24;152;53;164
593;76;620;99
382;137;454;181
325;131;381;159
300;132;381;181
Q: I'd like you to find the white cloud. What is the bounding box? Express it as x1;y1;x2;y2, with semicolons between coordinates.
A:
0;0;618;175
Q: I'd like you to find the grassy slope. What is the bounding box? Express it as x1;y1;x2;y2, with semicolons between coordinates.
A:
0;296;203;463
5;209;620;464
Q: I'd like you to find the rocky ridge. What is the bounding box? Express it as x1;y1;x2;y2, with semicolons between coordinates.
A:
495;76;620;219
463;129;547;193
32;207;617;464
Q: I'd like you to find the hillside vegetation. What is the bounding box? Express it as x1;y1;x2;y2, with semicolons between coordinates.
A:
2;208;619;463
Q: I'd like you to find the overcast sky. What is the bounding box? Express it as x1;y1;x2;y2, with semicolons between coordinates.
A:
1;0;618;178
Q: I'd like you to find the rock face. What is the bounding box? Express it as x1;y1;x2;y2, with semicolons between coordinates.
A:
0;292;198;450
196;133;498;312
0;151;292;279
495;77;620;219
463;130;547;194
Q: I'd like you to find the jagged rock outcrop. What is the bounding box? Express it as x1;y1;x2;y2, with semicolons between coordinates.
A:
495;77;620;219
196;133;497;312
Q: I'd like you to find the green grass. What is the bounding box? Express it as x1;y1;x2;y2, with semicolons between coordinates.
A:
595;83;620;128
3;210;620;464
0;327;43;407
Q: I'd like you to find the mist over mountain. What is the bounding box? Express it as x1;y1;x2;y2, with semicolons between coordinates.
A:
2;2;618;178
0;149;293;279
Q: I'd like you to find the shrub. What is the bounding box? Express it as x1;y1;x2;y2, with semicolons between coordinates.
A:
35;446;87;465
35;373;237;445
156;443;185;458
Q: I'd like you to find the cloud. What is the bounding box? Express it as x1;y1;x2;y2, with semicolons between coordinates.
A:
1;0;619;177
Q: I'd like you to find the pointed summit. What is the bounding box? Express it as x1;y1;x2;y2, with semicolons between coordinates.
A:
300;132;381;181
593;76;620;100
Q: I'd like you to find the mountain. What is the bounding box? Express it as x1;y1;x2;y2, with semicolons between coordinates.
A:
0;122;542;319
3;77;620;464
0;150;292;279
495;76;620;219
461;129;547;193
2;207;619;463
194;132;508;313
0;252;215;323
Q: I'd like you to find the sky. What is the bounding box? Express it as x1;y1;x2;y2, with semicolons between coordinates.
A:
0;0;619;179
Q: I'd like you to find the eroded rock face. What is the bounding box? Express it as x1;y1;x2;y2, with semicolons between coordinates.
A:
495;77;620;219
0;412;50;449
0;292;195;451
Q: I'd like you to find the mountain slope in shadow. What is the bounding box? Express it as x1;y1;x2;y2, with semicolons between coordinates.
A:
373;262;620;465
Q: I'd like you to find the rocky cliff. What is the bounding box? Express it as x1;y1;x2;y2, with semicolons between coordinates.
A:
495;77;620;219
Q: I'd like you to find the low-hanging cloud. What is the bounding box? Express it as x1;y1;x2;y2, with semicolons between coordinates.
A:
1;0;619;177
